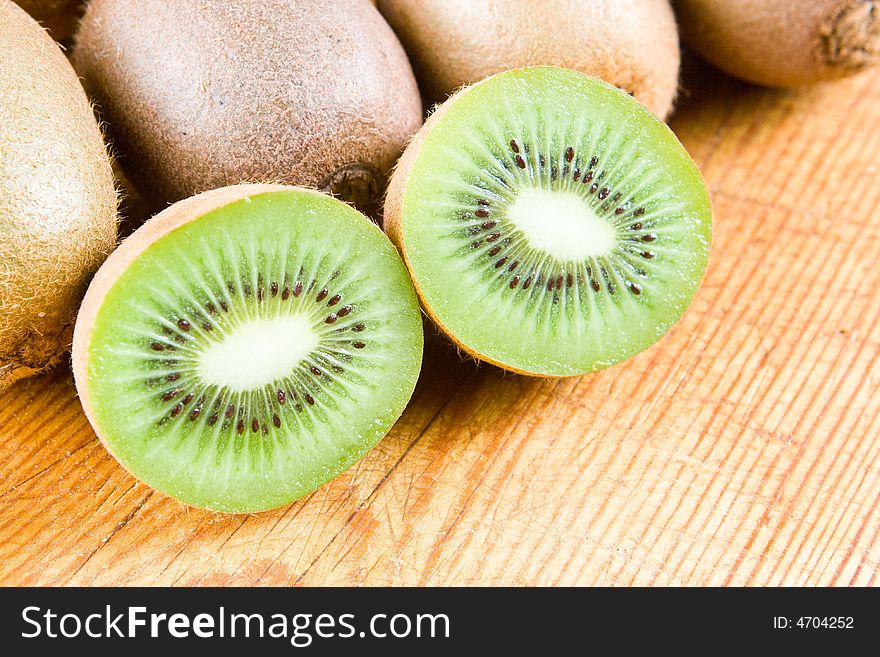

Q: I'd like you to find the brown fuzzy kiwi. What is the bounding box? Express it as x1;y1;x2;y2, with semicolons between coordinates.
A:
376;0;681;119
71;0;423;216
13;0;84;41
675;0;880;87
0;1;117;392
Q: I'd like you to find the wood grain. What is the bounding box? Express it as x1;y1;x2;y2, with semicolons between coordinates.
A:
1;63;879;586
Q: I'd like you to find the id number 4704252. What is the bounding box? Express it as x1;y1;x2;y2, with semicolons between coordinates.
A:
773;617;854;630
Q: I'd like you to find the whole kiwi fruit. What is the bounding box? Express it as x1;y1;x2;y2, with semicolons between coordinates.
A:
675;0;880;87
0;0;117;391
376;0;681;119
13;0;84;41
72;0;423;216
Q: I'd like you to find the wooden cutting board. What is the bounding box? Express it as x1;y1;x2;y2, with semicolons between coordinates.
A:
1;61;878;587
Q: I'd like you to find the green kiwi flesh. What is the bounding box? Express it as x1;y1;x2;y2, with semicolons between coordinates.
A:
76;189;423;513
388;67;712;377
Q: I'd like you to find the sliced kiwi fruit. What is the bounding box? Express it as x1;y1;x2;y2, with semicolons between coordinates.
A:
385;67;712;377
72;185;423;513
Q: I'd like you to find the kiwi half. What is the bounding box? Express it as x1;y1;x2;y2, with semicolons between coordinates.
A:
73;185;423;513
385;67;712;377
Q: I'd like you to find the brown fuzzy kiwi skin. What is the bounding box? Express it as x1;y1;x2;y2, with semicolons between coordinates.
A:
72;184;302;453
376;0;681;119
675;0;880;87
71;0;423;217
0;1;117;392
384;74;560;378
13;0;84;41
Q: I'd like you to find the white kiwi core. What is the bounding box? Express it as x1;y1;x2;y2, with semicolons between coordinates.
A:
197;315;319;392
505;188;616;260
